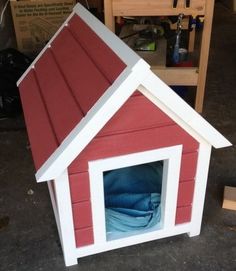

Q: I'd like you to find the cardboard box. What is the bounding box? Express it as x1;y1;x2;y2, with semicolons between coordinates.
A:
10;0;76;56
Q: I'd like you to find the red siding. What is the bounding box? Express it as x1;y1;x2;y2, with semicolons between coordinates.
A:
69;93;199;247
75;227;94;248
177;180;195;207
69;172;90;203
72;201;93;229
175;206;192;224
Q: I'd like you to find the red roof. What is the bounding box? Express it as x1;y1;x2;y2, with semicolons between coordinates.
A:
19;14;126;170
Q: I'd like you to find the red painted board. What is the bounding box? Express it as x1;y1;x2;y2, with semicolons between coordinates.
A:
175;206;192;224
72;201;93;229
98;92;174;137
18;70;58;170
179;152;198;181
69;172;91;203
69;124;199;173
51;27;110;114
75;227;94;248
177;180;195;207
34;49;84;143
68;15;126;83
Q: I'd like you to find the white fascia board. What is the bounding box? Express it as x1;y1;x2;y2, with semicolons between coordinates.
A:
17;11;76;86
73;4;150;70
17;3;149;86
36;63;150;182
140;71;232;149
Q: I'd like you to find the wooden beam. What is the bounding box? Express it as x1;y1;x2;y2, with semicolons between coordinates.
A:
223;186;236;211
151;67;199;86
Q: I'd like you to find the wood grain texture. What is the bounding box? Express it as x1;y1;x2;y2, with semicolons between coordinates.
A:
75;227;94;247
35;49;84;143
72;201;93;229
179;152;198;181
175;205;192;224
68;15;126;83
98;91;174;136
69;124;199;173
177;180;195;207
51;27;110;115
69;172;90;203
19;69;58;170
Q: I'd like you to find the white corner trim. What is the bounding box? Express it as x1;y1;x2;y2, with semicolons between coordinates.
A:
88;145;182;249
188;142;212;237
53;170;77;266
139;71;232;149
36;64;150;182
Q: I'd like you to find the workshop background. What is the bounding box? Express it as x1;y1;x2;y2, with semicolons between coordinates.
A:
0;0;236;270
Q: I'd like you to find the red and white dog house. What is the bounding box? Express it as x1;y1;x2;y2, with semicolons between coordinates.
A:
18;4;231;266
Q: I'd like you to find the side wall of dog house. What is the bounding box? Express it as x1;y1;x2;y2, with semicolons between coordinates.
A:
68;92;199;248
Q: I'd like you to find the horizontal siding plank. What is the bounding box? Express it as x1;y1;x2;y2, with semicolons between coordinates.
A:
98;92;174;136
75;227;94;248
68;15;126;83
179;152;198;181
175;206;192;224
51;27;110;114
69;172;90;203
34;49;84;143
19;70;58;170
177;180;195;207
72;201;93;229
69;124;199;173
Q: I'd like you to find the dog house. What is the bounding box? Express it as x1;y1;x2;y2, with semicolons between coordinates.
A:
17;4;231;266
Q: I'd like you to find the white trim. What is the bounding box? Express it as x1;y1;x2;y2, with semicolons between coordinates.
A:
139;71;232;149
17;3;149;86
53;170;77;266
88;146;182;250
47;181;62;243
188;142;212;237
17;11;76;86
75;222;191;259
36;65;150;182
73;4;149;70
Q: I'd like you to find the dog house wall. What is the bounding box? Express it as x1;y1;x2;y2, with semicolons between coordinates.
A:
68;92;199;248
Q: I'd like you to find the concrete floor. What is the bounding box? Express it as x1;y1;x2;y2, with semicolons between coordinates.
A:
0;3;236;271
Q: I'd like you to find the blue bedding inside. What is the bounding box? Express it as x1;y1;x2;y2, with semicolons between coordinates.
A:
103;161;163;233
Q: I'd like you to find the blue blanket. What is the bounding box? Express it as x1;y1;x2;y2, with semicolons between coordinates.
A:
104;161;163;233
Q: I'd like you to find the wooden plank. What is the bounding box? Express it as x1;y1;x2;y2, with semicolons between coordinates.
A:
175;205;192;224
222;186;236;211
69;124;199;173
179;152;198;181
68;15;126;83
72;201;93;229
111;0;206;17
19;69;58;170
69;172;90;203
75;227;94;247
51;27;110;114
151;67;199;86
34;48;84;143
99;92;174;136
195;0;215;112
104;0;115;31
177;180;195;207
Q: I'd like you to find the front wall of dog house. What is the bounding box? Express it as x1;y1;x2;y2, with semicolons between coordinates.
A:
68;92;199;248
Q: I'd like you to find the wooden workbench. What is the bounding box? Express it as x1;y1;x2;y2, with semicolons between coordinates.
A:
104;0;215;113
